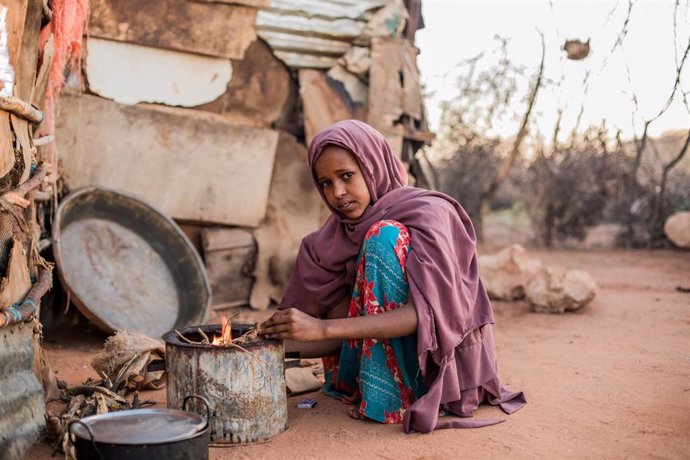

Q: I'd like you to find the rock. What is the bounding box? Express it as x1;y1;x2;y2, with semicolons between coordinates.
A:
526;267;597;313
478;244;544;300
664;211;690;249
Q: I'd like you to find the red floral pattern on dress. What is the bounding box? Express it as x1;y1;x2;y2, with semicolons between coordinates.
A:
382;295;398;312
361;338;377;359
362;280;380;312
383;341;416;410
383;410;404;424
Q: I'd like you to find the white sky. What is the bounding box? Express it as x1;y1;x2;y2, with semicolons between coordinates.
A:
416;0;690;142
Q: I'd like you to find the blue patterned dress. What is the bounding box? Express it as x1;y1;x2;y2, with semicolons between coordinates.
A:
322;220;427;423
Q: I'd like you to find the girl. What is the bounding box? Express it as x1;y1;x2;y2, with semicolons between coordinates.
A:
259;120;525;433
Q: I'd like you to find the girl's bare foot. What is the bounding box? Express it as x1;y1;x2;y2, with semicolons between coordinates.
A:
348;405;368;420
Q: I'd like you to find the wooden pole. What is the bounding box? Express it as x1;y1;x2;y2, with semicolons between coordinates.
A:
0;95;44;124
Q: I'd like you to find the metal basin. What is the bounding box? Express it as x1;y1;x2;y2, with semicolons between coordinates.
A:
53;186;210;336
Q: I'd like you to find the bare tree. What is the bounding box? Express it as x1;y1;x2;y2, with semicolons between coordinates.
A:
478;30;546;239
624;33;690;245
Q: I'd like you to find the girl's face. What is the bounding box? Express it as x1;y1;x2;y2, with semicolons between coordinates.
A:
314;145;371;220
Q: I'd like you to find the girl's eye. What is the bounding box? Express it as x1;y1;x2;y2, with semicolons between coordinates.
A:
320;180;331;188
343;172;354;180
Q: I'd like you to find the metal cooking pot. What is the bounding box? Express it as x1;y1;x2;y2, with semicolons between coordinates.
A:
69;396;210;460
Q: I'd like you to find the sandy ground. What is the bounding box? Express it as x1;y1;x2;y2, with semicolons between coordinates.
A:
28;249;690;459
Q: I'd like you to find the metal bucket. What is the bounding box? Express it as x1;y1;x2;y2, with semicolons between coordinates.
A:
70;396;211;460
163;324;288;445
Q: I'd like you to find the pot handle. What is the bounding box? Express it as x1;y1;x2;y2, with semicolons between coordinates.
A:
182;395;212;426
69;420;104;460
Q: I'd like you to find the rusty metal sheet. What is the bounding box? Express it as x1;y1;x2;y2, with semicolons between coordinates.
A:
53;187;211;337
89;0;257;59
192;38;297;128
255;0;387;69
367;37;423;155
268;0;388;19
190;0;269;6
299;68;367;144
163;325;288;445
85;38;233;107
0;322;45;459
55;92;280;227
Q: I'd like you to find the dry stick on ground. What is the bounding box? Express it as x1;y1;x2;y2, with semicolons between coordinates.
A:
478;29;546;241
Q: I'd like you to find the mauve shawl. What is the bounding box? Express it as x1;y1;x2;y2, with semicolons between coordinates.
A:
280;120;525;432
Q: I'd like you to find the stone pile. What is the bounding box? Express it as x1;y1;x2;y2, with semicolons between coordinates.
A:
479;244;597;313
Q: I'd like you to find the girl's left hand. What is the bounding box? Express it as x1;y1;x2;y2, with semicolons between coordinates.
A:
258;308;327;342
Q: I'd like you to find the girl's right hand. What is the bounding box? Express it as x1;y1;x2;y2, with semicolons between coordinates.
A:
258;308;327;342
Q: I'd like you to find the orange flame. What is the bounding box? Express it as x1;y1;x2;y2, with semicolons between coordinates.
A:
211;313;233;346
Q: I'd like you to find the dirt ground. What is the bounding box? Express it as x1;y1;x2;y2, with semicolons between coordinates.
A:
28;249;690;459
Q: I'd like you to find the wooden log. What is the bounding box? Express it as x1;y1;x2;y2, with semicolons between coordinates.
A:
9;115;33;182
1;162;47;208
12;0;42;103
89;0;257;59
0;96;43;123
0;113;14;179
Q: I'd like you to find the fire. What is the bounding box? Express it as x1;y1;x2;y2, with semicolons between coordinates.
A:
211;314;233;346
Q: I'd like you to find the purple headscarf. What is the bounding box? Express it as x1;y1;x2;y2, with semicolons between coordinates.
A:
280;120;525;432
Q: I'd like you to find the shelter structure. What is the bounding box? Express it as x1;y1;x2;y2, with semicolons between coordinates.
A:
56;0;432;314
0;2;431;455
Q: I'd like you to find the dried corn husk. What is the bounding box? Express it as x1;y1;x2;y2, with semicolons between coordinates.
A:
91;330;166;392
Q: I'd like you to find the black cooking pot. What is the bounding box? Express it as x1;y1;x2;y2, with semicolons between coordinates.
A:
69;395;211;460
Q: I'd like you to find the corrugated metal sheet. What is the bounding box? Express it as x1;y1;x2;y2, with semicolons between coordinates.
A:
0;322;45;460
256;0;388;69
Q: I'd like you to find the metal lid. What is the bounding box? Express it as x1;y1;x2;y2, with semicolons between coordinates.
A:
71;409;207;445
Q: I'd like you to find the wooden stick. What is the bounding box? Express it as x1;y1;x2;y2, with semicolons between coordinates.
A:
197;328;211;344
0;266;53;328
1;163;48;209
0;95;44;124
175;329;204;345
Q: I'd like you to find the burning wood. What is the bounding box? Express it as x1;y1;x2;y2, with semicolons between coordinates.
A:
173;319;265;373
173;312;260;348
212;313;234;346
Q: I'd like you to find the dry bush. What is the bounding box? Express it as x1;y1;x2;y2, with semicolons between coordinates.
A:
522;128;630;247
435;139;501;224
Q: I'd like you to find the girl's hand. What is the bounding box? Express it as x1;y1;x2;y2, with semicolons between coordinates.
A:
259;308;327;342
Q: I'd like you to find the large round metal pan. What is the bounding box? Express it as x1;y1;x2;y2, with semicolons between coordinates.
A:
53;186;210;336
